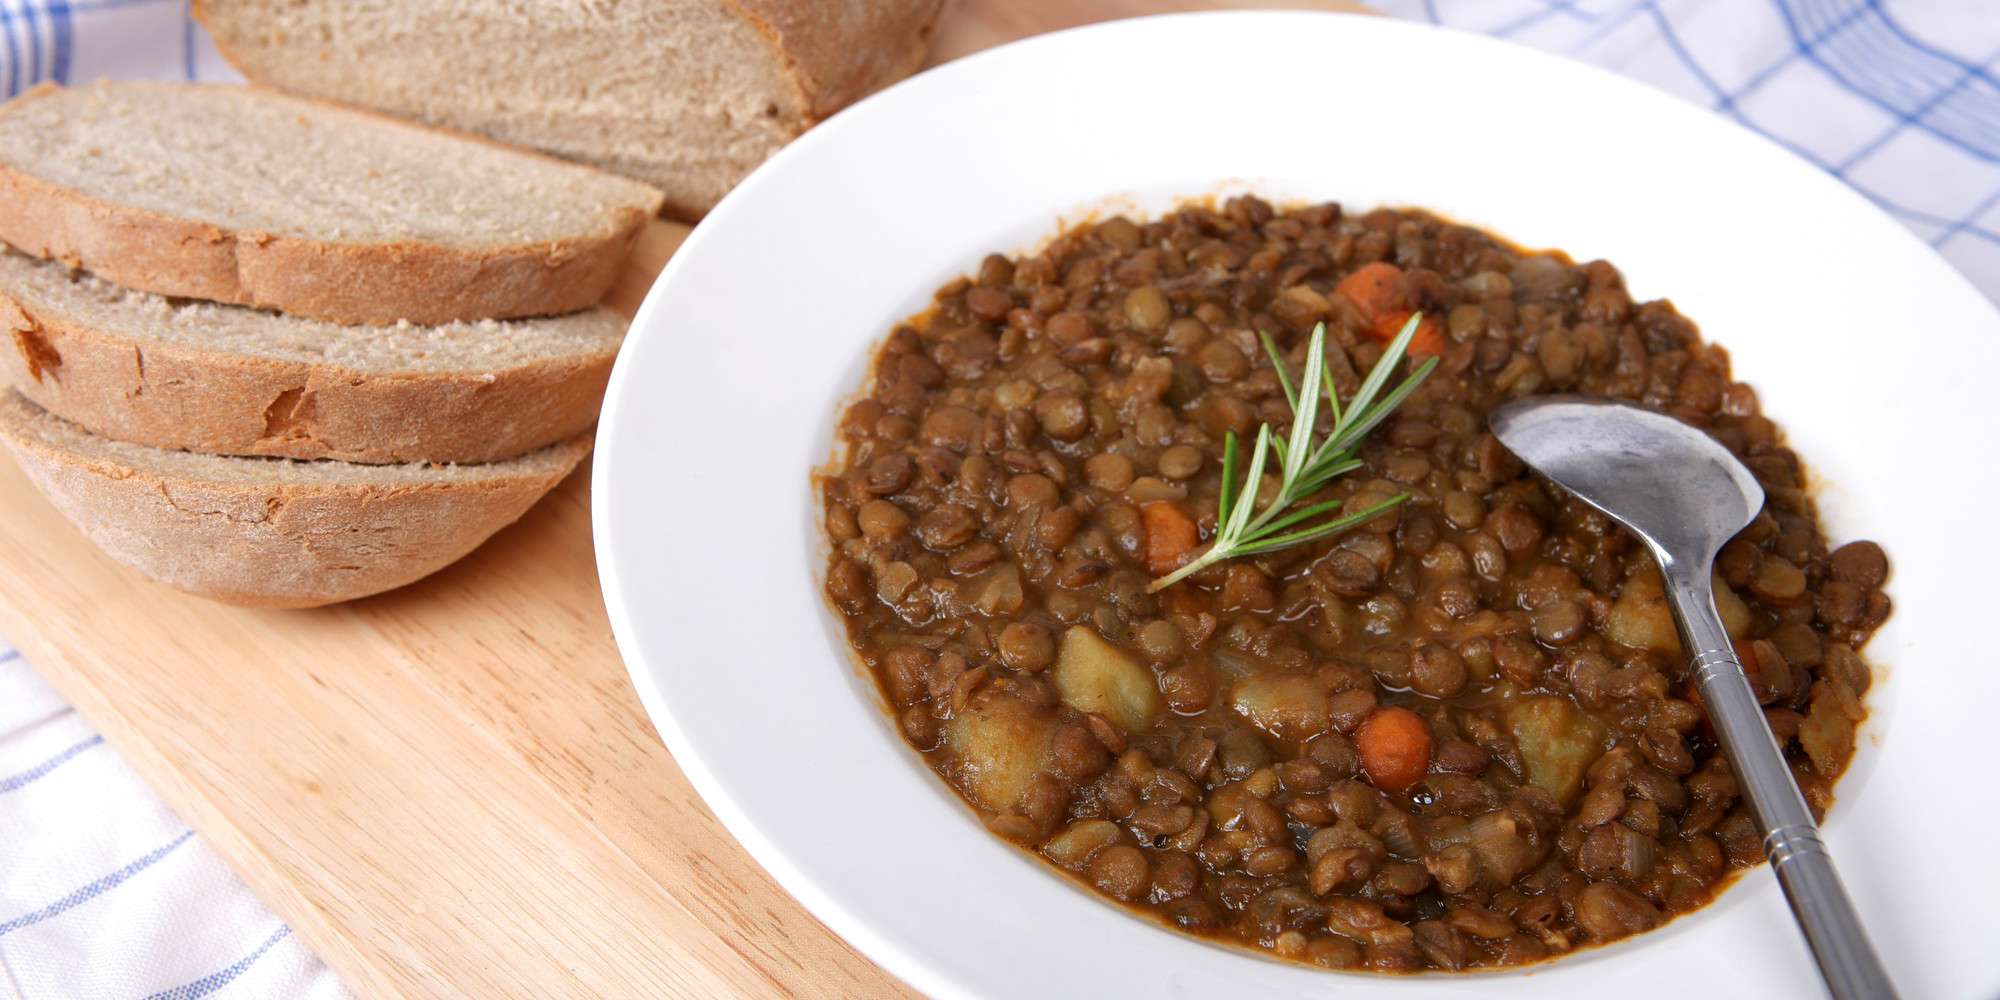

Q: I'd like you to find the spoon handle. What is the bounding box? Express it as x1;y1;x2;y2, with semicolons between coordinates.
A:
1661;561;1896;1000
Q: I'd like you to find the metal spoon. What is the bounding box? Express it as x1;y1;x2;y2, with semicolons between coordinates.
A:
1490;395;1894;1000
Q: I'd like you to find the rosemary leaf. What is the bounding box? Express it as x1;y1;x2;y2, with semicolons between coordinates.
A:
1147;315;1436;593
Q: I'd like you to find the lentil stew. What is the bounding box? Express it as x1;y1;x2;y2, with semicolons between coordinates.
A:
816;197;1888;972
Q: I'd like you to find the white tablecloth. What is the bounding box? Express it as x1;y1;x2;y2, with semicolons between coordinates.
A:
1;643;344;1000
3;1;1997;997
1382;0;2000;299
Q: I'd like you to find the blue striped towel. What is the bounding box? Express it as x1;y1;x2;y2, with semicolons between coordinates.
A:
1380;0;2000;299
3;2;1998;997
0;642;345;999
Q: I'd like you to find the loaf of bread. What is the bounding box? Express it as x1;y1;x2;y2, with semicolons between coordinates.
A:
194;0;943;219
0;391;590;608
0;251;625;464
0;81;665;325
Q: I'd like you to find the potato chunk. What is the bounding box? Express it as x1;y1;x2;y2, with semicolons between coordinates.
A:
1053;627;1161;733
1042;819;1123;869
1798;677;1864;778
1229;673;1330;743
1605;569;1749;654
1505;696;1607;806
943;691;1055;812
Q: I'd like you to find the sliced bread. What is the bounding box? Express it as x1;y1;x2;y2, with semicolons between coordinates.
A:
0;81;665;325
194;0;943;220
0;391;589;608
0;251;623;464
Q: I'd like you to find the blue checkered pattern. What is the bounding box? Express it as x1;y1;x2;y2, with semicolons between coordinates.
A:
0;0;239;93
1377;0;2000;298
2;640;345;999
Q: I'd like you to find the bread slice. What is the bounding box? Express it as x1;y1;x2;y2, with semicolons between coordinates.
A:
0;251;623;464
0;81;665;325
194;0;942;220
0;391;589;608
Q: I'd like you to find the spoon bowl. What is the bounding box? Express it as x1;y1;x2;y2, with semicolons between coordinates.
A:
1489;395;1764;563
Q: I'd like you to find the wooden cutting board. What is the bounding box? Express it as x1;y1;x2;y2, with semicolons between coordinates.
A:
0;3;1366;997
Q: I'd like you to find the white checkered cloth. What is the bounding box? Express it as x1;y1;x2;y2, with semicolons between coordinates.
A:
1;643;345;1000
1379;0;2000;298
0;0;240;93
4;2;1999;998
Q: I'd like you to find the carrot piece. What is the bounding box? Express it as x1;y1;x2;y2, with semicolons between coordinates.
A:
1385;312;1447;358
1335;262;1445;357
1141;501;1200;578
1335;262;1406;320
1356;706;1433;793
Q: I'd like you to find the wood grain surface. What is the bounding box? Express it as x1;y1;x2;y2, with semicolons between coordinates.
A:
0;2;1365;997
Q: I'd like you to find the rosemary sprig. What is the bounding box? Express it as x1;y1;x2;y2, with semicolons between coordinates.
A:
1147;314;1439;592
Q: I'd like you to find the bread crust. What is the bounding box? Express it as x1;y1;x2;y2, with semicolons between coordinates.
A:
729;0;944;120
194;1;941;220
0;400;591;608
0;83;663;325
0;286;618;464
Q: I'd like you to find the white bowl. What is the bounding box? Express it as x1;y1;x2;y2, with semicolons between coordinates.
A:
595;12;2000;998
